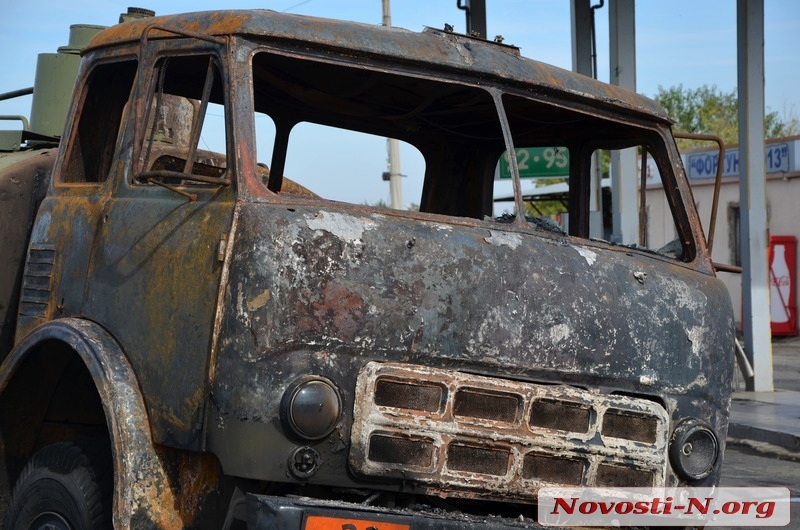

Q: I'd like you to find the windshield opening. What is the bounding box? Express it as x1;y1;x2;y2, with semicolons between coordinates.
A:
251;49;503;217
249;47;693;261
495;92;694;261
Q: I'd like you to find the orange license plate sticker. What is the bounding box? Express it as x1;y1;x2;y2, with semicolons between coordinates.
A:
304;515;411;530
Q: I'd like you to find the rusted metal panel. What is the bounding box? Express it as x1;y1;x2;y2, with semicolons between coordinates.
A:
210;202;734;491
222;204;732;387
80;187;235;448
0;148;55;359
20;168;234;453
14;190;105;341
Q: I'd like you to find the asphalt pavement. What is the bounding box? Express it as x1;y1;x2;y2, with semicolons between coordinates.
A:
727;336;800;456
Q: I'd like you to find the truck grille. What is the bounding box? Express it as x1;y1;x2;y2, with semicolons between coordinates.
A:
349;362;668;502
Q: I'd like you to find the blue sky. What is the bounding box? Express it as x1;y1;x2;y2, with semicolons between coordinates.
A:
1;1;798;207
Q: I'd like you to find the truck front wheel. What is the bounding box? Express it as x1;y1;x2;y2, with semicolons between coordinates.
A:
4;441;112;530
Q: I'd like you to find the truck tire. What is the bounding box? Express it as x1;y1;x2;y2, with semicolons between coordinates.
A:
4;441;112;530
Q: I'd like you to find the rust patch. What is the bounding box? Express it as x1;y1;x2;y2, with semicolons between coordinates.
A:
297;282;366;343
175;451;221;524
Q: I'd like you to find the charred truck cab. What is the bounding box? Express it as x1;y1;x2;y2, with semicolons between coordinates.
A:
0;9;735;529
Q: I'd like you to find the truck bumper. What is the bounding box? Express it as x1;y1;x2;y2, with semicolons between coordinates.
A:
245;494;542;529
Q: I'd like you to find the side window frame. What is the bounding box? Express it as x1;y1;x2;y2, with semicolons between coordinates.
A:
58;58;138;186
131;45;231;194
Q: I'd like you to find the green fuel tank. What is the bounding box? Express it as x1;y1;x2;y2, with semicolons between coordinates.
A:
26;8;154;140
28;24;105;139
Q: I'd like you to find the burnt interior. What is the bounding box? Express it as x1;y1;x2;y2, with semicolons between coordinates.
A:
249;48;692;252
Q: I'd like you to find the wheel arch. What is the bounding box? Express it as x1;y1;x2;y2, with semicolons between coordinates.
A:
0;318;182;529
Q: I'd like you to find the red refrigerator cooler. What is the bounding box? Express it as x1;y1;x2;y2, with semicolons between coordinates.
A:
769;235;797;336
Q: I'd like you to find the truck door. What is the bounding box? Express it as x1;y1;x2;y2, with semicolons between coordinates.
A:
16;59;138;341
82;51;235;448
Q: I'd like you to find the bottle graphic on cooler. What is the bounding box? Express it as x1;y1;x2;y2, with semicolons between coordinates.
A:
770;244;791;323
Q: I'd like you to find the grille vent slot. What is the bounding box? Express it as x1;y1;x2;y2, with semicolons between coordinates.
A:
596;463;655;488
447;443;510;476
454;388;520;423
602;409;658;443
368;434;434;468
374;379;444;413
523;453;586;485
529;399;591;433
19;246;55;317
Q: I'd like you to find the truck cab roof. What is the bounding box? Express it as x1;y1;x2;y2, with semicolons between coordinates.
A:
85;9;671;124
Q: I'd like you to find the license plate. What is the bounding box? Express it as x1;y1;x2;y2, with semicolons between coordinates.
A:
304;514;411;530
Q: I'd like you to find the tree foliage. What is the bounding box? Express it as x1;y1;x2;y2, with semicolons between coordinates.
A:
522;178;567;218
653;84;800;149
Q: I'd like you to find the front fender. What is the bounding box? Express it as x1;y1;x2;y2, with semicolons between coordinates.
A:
0;318;182;529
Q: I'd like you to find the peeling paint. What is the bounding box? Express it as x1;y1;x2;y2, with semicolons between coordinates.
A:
306;210;377;242
686;325;706;356
485;230;521;249
573;245;597;265
549;323;571;344
247;288;272;312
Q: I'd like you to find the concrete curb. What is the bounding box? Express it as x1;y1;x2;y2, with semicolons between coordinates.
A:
727;423;800;454
726;436;800;462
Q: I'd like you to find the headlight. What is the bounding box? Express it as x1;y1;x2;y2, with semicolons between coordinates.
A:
669;419;719;481
281;377;342;441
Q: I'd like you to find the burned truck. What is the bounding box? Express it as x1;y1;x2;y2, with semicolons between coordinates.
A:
0;9;734;529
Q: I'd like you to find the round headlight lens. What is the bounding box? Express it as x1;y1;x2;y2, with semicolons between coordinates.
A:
669;419;719;481
281;378;342;440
